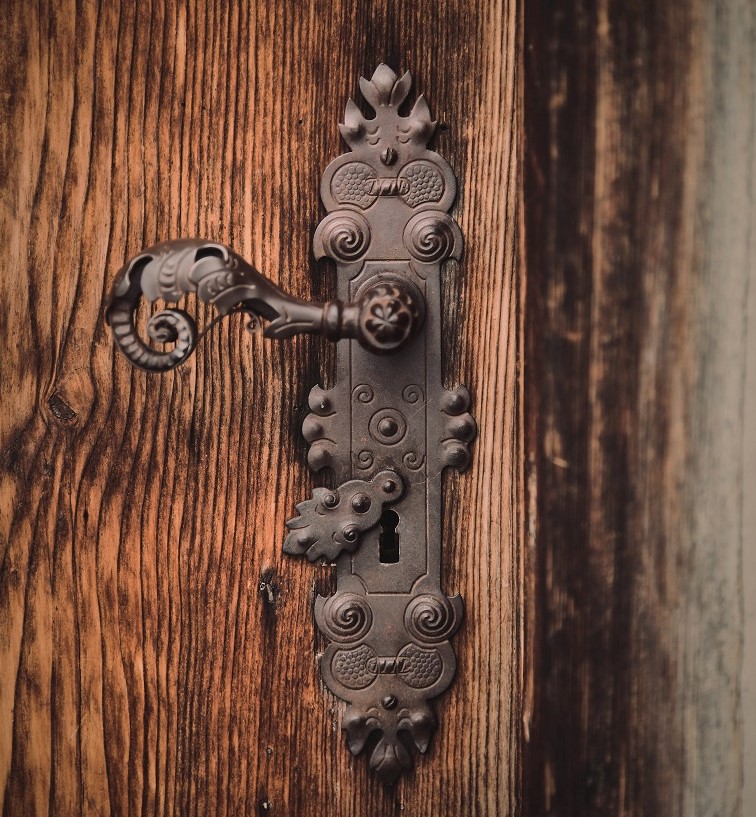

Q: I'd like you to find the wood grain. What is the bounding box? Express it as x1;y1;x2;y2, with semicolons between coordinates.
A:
0;1;520;815
522;1;754;815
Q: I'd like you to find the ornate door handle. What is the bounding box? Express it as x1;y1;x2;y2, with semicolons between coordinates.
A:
106;239;424;369
105;64;475;783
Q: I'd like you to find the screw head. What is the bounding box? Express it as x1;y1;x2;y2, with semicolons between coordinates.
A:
381;695;398;709
351;493;371;513
323;492;338;508
380;147;398;165
382;479;397;494
342;525;359;543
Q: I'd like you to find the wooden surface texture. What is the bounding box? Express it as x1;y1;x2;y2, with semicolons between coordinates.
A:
3;0;754;815
0;0;520;815
523;1;754;816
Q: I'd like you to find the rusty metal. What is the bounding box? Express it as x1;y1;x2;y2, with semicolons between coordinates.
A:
104;64;475;783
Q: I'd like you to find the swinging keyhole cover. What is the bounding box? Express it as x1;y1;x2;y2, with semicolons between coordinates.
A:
379;509;400;563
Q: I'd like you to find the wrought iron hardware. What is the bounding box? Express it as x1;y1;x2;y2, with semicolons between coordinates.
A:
104;64;476;783
283;470;405;562
107;240;424;368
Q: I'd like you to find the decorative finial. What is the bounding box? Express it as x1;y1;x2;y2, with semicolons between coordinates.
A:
338;65;437;154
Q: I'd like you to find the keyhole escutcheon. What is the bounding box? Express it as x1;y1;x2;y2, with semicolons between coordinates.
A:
378;509;400;563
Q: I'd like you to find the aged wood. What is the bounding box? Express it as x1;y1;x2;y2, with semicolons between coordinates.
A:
523;1;754;816
0;0;519;815
7;0;751;813
744;206;756;814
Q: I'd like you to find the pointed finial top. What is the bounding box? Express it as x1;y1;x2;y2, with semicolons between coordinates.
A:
338;65;437;154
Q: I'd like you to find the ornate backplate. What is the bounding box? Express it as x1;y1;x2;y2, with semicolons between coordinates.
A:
286;65;476;782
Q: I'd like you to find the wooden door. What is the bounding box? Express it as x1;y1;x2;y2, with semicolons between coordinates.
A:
1;1;752;816
0;1;519;814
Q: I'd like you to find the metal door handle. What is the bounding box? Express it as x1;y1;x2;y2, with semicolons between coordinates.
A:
106;238;423;370
104;64;475;783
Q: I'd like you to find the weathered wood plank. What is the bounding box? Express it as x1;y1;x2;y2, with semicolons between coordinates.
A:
0;0;520;815
523;1;753;815
743;196;756;815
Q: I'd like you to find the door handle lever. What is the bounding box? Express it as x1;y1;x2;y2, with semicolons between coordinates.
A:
106;238;424;371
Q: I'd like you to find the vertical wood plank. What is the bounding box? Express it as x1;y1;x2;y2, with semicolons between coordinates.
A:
0;0;520;815
523;1;754;815
743;172;756;816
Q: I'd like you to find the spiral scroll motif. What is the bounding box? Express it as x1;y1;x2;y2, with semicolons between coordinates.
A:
353;384;375;404
402;384;424;404
317;212;371;262
320;593;373;643
109;300;198;373
403;213;458;263
405;594;459;644
355;450;374;470
402;451;425;471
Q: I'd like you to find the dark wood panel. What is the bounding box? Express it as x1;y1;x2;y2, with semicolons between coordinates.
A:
522;1;752;815
0;0;520;815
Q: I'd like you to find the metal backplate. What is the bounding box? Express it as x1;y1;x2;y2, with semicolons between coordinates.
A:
290;65;476;782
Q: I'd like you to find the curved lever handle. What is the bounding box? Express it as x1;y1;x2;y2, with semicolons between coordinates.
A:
106;238;424;371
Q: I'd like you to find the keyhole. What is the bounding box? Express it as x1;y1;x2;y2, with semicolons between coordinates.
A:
378;509;400;563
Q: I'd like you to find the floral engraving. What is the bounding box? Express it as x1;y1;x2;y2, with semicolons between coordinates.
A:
332;646;379;690
396;644;444;689
358;282;421;352
329;643;444;692
398;161;445;207
331;162;378;208
297;67;475;782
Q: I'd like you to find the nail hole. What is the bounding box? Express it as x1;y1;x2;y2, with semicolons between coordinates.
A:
378;509;400;564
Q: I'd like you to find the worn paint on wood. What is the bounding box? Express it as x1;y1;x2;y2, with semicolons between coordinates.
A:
0;0;520;815
523;1;753;815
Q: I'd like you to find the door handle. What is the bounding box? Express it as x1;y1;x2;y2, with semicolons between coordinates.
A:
104;64;475;783
106;238;423;369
